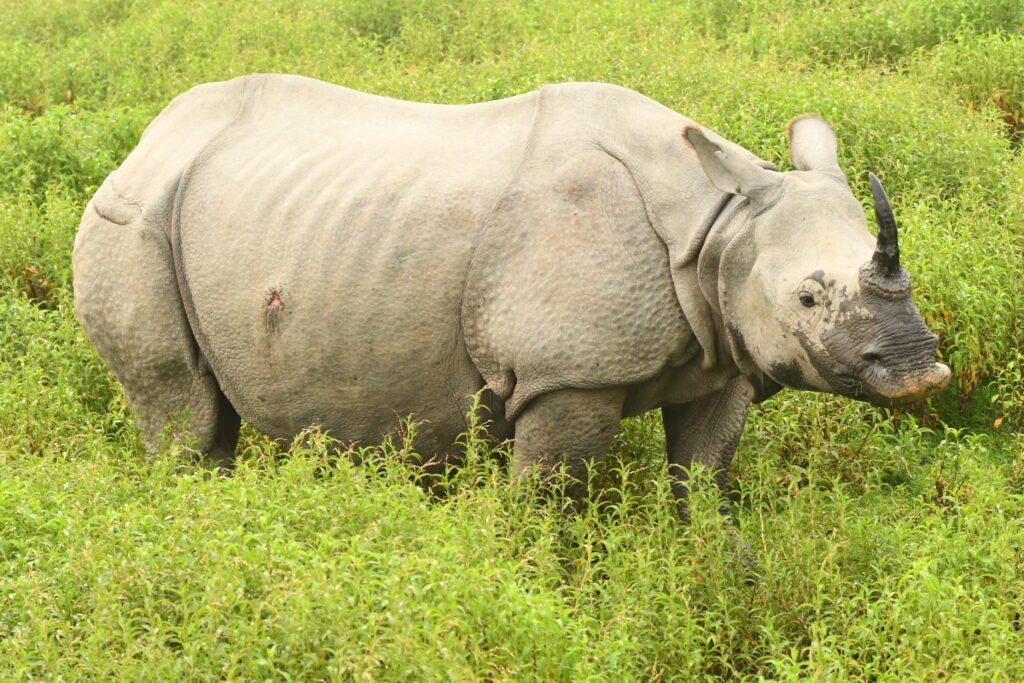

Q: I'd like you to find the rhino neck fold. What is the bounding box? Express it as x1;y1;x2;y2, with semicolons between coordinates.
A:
697;195;748;361
696;194;744;316
696;197;780;401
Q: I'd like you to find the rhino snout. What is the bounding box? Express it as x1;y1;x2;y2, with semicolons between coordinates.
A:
856;329;939;369
871;361;951;403
814;311;948;404
853;329;949;403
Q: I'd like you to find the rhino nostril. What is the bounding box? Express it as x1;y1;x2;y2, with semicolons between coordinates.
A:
861;349;883;364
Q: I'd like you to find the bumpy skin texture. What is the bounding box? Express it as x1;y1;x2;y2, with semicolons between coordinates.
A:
74;75;947;517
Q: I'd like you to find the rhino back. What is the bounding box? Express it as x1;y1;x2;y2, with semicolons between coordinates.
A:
175;75;537;444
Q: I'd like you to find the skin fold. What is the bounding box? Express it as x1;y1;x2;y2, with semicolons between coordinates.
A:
73;75;949;515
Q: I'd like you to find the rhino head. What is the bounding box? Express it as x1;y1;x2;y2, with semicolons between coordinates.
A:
684;116;950;405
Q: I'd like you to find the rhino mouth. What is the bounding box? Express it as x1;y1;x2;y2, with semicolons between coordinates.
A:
847;361;951;406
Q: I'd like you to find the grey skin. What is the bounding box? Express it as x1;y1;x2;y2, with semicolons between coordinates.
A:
73;75;950;516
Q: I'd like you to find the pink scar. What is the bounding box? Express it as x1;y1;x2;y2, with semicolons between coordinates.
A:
267;291;283;310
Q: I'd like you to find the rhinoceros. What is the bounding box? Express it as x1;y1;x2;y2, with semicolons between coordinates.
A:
73;74;949;513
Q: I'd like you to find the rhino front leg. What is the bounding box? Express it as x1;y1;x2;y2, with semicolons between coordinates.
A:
662;377;754;522
512;387;627;504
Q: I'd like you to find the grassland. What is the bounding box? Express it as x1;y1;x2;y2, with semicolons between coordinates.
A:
1;0;1023;679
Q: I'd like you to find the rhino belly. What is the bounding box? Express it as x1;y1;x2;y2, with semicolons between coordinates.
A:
175;116;521;451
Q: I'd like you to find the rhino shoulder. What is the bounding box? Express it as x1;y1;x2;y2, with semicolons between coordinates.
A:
463;140;693;419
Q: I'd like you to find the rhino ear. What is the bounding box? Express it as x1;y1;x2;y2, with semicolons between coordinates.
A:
787;115;841;173
682;125;780;201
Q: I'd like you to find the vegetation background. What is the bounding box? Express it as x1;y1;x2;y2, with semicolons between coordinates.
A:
1;0;1023;679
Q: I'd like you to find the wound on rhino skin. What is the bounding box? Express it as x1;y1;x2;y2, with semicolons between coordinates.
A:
265;289;284;333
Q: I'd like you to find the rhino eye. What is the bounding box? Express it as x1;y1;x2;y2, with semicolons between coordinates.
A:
799;292;816;308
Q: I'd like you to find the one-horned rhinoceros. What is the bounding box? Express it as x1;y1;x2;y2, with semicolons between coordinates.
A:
73;75;949;513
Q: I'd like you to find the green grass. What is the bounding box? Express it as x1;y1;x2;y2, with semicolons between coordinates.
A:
1;0;1023;679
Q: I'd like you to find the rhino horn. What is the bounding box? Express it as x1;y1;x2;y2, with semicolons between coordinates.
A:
860;173;911;295
868;172;901;278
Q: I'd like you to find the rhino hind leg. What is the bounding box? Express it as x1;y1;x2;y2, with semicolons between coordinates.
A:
73;200;240;467
511;387;626;503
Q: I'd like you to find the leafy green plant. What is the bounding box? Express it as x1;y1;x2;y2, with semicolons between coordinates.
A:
2;0;1023;679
